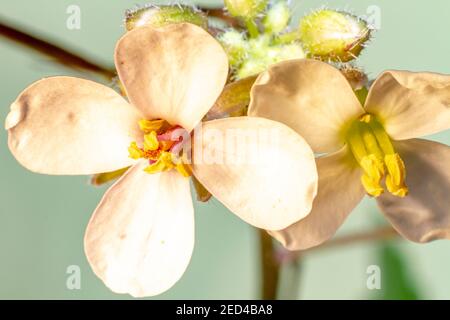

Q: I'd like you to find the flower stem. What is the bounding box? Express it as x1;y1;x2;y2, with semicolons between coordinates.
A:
202;7;243;28
259;230;280;300
274;31;300;44
245;19;259;38
299;226;398;256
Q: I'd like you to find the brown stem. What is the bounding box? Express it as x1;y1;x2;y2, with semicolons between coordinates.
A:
0;19;115;79
259;230;280;300
275;226;398;298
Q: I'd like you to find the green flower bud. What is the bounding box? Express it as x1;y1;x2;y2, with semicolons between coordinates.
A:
224;0;268;19
236;41;305;79
219;30;248;67
246;34;271;59
125;5;208;31
263;1;291;34
299;9;371;62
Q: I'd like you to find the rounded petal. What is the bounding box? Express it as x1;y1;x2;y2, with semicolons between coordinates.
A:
248;59;365;153
377;139;450;243
365;70;450;140
192;117;318;231
269;146;365;250
84;162;194;297
5;76;142;175
115;23;229;132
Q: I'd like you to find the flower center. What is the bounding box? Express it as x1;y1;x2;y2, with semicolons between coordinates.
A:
128;119;192;177
346;114;408;198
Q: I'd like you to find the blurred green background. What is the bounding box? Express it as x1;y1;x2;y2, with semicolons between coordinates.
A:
1;0;449;299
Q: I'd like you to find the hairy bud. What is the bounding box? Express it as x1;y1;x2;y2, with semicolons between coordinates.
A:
125;5;207;31
263;1;291;34
299;9;371;62
224;0;268;19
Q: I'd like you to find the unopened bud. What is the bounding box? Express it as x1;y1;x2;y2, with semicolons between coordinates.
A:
219;30;248;67
340;65;368;91
236;40;305;79
125;5;207;31
224;0;268;19
263;1;291;34
299;9;371;62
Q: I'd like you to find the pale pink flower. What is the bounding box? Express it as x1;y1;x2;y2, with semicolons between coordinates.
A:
249;59;450;250
5;24;318;296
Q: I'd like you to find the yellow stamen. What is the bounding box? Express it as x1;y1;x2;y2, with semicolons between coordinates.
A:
138;119;167;133
144;131;159;151
361;174;384;197
368;118;395;155
384;154;408;197
128;141;143;159
360;155;384;197
128;119;192;178
144;152;175;174
346;113;408;198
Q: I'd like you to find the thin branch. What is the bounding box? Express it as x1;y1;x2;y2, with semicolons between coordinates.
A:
276;226;399;265
0;19;115;79
259;230;280;300
302;226;399;256
311;225;398;252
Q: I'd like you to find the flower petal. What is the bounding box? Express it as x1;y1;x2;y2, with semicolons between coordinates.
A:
377;139;450;243
115;23;229;132
192;117;318;231
84;162;194;297
365;70;450;140
269;146;365;250
248;59;365;153
5;76;142;175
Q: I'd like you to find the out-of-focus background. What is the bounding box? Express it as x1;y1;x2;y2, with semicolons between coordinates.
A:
0;0;449;299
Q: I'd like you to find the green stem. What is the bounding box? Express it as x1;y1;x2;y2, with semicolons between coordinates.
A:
274;31;300;44
245;19;259;38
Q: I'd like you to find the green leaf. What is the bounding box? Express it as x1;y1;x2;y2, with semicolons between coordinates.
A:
374;243;421;300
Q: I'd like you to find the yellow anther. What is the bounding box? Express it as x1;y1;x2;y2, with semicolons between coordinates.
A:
144;152;175;174
384;154;408;197
361;174;384;197
144;131;160;151
359;114;372;123
360;154;385;182
359;154;385;197
130;119;192;178
346;113;408;198
128;142;143;159
138;119;167;133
